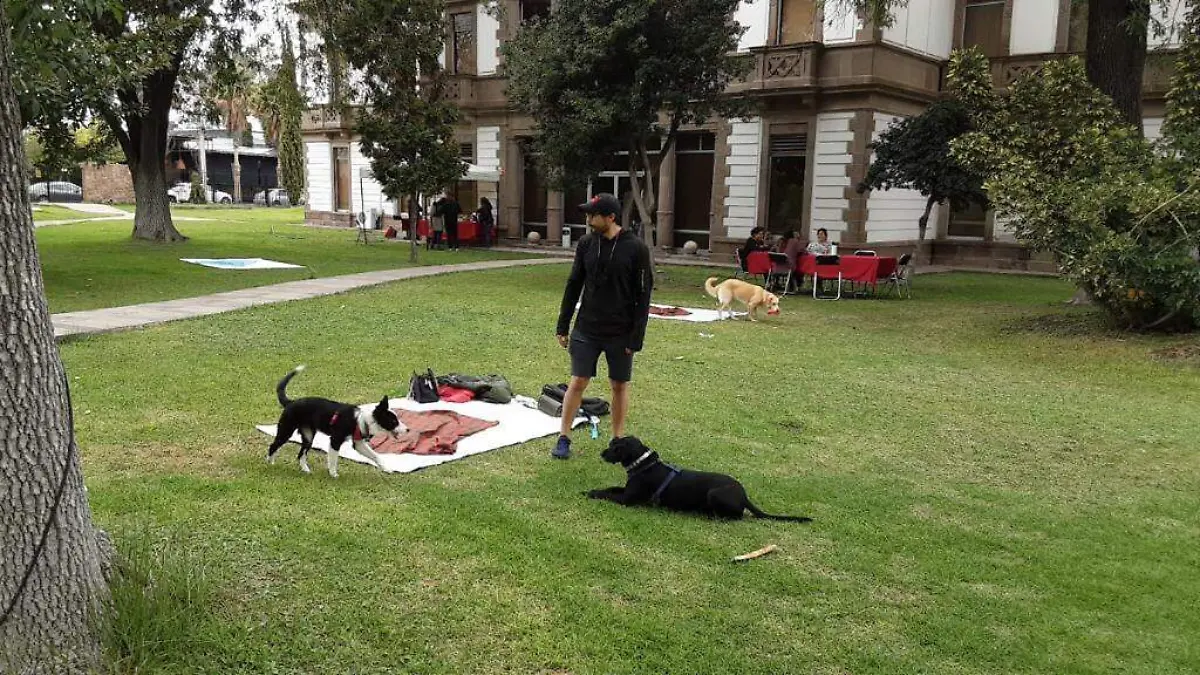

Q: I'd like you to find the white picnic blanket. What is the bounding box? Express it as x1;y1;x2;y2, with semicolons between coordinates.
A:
182;258;304;270
576;302;743;323
649;303;745;322
256;397;586;474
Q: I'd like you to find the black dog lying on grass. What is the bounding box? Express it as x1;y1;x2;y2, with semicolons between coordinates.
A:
588;436;813;522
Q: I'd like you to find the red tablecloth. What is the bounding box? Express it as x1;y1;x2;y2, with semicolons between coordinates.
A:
401;218;482;244
402;219;431;238
798;255;897;285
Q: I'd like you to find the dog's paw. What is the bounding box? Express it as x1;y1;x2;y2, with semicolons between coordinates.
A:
299;462;312;474
329;471;339;479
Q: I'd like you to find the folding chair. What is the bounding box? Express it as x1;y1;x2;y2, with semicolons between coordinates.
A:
767;252;792;295
355;212;374;245
882;252;913;298
745;251;773;286
813;254;842;300
733;248;747;279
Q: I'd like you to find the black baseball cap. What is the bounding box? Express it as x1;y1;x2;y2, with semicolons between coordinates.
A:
579;193;621;217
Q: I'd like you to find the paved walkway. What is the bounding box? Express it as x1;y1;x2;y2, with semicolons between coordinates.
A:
52;258;568;340
52;203;130;216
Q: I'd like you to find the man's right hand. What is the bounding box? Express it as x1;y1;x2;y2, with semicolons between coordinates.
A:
557;334;569;349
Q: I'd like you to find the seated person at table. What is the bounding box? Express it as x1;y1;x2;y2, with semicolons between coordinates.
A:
777;230;805;291
807;227;832;256
739;227;769;271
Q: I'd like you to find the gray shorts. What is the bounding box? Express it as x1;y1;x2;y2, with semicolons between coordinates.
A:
570;331;634;382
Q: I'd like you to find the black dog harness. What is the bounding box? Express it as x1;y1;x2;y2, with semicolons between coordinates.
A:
649;466;681;505
626;450;681;505
329;410;371;441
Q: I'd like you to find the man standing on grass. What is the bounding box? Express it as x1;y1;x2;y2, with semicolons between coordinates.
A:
552;193;653;459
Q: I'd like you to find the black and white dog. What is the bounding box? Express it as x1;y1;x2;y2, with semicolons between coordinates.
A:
267;366;405;478
589;436;813;522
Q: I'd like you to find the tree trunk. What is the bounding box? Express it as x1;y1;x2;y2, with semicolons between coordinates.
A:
0;9;109;671
232;146;242;203
130;156;187;241
1067;287;1095;305
408;195;420;263
1086;0;1148;134
916;194;937;265
105;51;189;242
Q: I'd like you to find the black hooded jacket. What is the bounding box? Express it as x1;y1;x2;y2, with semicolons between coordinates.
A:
556;229;654;351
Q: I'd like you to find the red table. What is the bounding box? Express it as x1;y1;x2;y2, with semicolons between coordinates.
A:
401;218;483;245
798;254;897;293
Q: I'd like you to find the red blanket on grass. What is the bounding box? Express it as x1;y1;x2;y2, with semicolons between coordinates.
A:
649;305;692;317
370;410;497;456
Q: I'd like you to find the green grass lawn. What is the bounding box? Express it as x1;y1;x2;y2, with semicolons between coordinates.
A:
64;267;1200;674
36;207;526;313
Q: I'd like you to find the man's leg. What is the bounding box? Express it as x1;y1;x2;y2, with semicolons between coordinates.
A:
555;333;601;459
606;341;634;439
559;376;591;438
609;379;630;438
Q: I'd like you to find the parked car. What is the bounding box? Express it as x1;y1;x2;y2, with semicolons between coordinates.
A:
167;182;232;204
28;181;83;203
252;188;299;207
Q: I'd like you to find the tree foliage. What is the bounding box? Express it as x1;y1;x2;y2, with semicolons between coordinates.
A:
297;0;464;262
948;40;1200;332
859;99;989;242
503;0;753;239
7;0;260;241
273;30;308;206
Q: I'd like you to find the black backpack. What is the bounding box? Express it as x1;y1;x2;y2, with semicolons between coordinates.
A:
541;383;610;417
409;368;439;403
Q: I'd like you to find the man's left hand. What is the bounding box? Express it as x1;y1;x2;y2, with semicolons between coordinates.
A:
625;348;634;355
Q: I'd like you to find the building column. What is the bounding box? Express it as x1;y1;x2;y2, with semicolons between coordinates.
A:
655;144;676;250
502;137;522;240
843;110;874;247
547;190;564;244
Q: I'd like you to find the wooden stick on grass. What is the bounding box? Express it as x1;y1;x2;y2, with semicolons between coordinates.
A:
732;544;778;563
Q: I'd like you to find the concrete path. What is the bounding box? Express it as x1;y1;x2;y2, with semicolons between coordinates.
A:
51;202;130;216
36;213;212;227
52;257;568;340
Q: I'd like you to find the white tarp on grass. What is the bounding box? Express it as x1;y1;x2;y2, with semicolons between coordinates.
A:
182;258;304;270
649;304;745;322
256;397;586;474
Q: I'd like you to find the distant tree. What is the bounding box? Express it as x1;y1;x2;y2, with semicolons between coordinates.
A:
296;0;465;263
8;0;260;240
503;0;753;247
858;98;989;257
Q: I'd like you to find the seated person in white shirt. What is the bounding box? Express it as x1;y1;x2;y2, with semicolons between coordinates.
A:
806;227;832;256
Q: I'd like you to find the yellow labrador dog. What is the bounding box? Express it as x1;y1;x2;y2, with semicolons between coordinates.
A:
705;277;781;321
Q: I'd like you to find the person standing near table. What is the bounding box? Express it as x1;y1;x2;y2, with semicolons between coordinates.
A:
477;197;495;248
552;193;653;460
439;192;462;251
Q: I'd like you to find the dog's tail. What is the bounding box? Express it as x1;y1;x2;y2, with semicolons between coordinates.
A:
745;499;813;523
277;365;305;407
704;277;722;299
